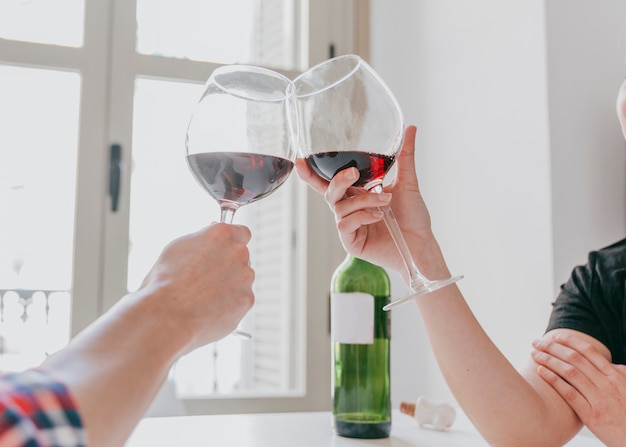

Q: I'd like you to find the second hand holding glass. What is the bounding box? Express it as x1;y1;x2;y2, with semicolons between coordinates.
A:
294;55;462;311
185;65;298;338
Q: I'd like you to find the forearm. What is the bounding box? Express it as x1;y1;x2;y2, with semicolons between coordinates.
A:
41;287;192;447
411;242;581;446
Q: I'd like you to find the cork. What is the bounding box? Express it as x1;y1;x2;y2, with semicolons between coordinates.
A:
400;401;416;417
399;397;456;431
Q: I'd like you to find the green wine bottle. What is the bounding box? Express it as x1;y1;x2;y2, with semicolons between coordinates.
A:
331;255;391;439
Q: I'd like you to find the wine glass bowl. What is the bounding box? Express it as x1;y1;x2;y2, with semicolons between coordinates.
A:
186;65;298;224
294;54;462;310
295;55;403;191
185;64;298;338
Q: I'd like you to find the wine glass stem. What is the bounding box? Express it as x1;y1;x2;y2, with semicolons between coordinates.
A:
378;204;429;287
220;206;237;224
369;186;428;288
217;204;251;339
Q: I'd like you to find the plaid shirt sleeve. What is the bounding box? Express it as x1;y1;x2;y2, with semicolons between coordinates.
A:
0;369;86;447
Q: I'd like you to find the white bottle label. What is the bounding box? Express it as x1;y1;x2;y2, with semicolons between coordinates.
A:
331;292;374;344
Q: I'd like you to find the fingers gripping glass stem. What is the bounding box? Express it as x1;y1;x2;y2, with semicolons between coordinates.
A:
370;186;463;311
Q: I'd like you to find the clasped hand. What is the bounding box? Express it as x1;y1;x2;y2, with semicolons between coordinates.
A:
532;332;626;447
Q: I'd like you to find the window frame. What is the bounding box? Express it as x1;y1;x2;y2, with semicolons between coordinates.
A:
0;0;368;414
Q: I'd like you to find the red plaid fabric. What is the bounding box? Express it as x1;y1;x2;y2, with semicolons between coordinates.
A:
0;369;85;447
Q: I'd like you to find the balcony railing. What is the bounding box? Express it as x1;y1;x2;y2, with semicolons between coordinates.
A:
0;287;283;398
0;288;71;373
0;288;236;395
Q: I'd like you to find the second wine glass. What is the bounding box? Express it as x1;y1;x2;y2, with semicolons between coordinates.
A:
294;54;462;310
186;65;298;337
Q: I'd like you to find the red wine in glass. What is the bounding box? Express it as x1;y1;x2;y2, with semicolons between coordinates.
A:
187;152;294;208
305;151;396;188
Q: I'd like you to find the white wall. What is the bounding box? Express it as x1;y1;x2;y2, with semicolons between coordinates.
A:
546;1;626;288
370;0;626;407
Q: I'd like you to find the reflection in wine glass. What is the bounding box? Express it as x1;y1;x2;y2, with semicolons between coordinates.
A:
294;55;462;310
185;65;298;337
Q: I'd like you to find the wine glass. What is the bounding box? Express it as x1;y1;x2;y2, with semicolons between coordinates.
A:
294;54;462;310
185;65;298;337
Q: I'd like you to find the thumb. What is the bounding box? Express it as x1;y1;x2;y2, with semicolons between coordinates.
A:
396;125;419;188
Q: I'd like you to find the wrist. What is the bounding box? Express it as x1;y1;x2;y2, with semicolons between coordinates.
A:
122;284;196;361
409;235;451;280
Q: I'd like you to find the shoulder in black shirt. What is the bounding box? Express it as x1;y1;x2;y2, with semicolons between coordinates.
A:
546;238;626;364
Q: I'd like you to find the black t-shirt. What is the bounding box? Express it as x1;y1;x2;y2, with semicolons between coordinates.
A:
546;238;626;364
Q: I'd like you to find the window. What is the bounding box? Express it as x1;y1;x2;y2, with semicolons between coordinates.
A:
0;65;79;371
0;0;85;47
0;0;364;414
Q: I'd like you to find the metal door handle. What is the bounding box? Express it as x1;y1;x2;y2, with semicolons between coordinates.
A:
109;144;123;212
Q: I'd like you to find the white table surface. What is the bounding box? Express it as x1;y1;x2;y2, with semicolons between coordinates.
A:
125;409;603;446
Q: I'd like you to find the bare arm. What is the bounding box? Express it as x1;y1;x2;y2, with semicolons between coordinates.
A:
414;282;582;446
296;126;582;446
40;223;254;447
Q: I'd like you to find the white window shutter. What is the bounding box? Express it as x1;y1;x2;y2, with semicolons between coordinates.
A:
252;0;296;69
241;0;297;392
246;175;295;391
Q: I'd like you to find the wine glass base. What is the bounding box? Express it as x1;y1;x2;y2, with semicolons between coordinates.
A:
233;329;252;339
382;275;464;311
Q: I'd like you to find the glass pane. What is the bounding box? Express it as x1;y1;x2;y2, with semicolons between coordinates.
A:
128;79;215;291
130;78;301;397
136;0;299;71
0;0;85;47
0;65;80;371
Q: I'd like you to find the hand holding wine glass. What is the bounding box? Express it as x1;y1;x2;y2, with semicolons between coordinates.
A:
294;54;462;310
296;126;433;274
185;65;298;337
